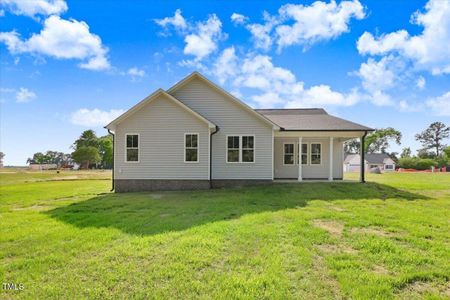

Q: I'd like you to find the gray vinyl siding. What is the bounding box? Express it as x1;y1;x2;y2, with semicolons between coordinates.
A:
274;137;343;179
114;94;209;180
170;77;273;179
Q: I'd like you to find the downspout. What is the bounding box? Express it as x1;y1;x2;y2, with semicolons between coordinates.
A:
107;129;115;191
209;126;219;189
360;131;368;183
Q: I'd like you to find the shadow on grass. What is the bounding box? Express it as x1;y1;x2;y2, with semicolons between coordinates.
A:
46;182;428;236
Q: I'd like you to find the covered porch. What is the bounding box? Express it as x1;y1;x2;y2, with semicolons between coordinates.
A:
273;130;368;182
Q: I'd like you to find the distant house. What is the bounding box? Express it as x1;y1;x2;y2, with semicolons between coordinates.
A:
29;163;58;170
344;153;396;172
106;72;374;192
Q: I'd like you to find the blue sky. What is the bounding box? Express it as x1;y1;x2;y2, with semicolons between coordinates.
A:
1;0;449;165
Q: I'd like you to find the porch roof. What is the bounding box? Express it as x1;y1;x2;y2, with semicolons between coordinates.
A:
255;108;374;132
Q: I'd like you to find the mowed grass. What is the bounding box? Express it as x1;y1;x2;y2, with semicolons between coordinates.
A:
0;171;449;299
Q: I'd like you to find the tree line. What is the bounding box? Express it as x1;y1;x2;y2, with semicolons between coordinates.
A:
26;130;112;169
345;122;450;169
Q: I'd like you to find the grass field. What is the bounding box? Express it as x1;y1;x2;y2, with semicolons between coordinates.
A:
0;170;449;299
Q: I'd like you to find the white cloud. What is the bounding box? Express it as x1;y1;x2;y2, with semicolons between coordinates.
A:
0;0;67;17
246;12;278;51
357;56;397;94
275;0;365;50
15;87;36;103
154;9;187;31
426;91;450;116
0;15;110;70
156;11;225;62
416;76;426;89
213;47;238;84
357;0;450;75
230;13;248;25
127;67;145;78
184;14;224;61
70;108;125;127
240;0;365;51
213;51;358;108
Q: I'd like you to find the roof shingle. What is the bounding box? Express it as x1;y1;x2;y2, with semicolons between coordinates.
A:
255;108;373;131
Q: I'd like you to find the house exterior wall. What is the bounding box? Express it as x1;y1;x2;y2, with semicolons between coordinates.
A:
114;93;210;180
274;137;343;179
170;77;273;180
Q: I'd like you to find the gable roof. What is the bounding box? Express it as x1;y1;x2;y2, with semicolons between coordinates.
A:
105;89;216;130
167;72;280;130
256;108;374;131
344;153;395;164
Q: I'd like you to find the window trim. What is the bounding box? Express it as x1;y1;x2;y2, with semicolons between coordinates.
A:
124;133;140;163
283;142;295;166
310;142;322;166
384;164;394;170
226;134;255;164
184;133;199;163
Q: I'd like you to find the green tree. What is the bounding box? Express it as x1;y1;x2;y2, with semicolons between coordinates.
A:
27;152;50;164
415;122;449;156
400;147;411;158
343;139;359;154
365;128;402;153
72;146;101;169
98;135;113;168
73;130;99;150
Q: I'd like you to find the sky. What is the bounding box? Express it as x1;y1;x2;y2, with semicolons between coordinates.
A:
1;0;449;166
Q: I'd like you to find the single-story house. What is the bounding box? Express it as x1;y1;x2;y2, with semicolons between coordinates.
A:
106;72;374;192
29;163;58;170
344;153;396;172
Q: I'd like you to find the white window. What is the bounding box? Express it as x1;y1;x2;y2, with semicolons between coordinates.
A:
242;136;254;162
125;134;139;162
298;143;308;165
385;164;394;170
227;135;255;163
310;143;321;165
184;133;199;163
284;144;294;165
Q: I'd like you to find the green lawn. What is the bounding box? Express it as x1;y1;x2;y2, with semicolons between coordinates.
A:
1;171;449;299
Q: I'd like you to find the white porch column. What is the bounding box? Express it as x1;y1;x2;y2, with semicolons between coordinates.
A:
298;137;302;182
329;137;334;181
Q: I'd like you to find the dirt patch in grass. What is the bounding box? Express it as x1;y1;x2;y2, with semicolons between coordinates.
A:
397;281;450;299
350;227;393;237
329;206;346;212
316;244;358;255
312;255;343;299
12;205;51;211
372;265;390;275
313;219;344;237
151;194;164;199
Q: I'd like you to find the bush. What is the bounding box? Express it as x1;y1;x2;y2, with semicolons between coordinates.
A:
397;157;437;170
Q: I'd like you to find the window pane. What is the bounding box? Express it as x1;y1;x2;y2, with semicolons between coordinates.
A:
228;136;238;149
301;154;307;165
243;136;254;149
242;150;254;162
311;154;321;164
284;154;294;165
228;149;239;162
132;135;138;148
185;135;191;147
127;149;138;161
302;144;307;153
311;143;321;154
186;149;198;162
127;135;133;148
191;134;198;147
284;144;293;154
